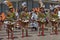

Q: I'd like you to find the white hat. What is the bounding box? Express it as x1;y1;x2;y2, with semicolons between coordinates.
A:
22;2;27;7
3;1;8;5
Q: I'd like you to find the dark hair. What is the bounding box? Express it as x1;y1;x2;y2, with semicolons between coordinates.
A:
9;8;13;11
23;7;27;11
59;8;60;10
24;7;27;9
0;16;2;20
40;7;44;9
53;8;58;12
0;16;2;17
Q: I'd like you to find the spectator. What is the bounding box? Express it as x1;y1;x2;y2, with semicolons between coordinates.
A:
31;8;38;31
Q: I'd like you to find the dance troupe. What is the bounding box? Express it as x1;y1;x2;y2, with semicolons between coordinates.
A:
0;0;60;40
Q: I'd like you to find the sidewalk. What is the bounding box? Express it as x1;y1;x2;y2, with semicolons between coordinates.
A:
0;28;60;40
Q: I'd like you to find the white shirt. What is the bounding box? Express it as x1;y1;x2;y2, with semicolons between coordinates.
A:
15;12;19;16
15;12;19;19
58;11;60;18
31;12;38;20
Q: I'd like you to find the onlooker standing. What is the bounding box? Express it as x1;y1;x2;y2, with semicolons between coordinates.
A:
31;8;38;31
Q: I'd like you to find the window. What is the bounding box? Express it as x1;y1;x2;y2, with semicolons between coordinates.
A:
2;4;8;13
12;2;16;9
0;4;1;12
33;1;39;8
51;0;58;1
28;0;33;11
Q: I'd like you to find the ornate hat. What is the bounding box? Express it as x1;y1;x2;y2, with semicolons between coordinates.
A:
3;0;13;8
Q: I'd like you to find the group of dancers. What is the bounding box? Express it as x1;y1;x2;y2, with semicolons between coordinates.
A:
0;0;60;40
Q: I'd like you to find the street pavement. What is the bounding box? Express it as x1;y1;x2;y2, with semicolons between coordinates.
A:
0;27;60;40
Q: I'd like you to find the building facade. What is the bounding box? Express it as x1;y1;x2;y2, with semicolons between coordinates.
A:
0;0;60;13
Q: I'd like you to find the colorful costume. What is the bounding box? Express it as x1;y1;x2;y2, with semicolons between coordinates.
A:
37;12;47;36
4;0;15;39
20;11;30;27
7;12;15;21
20;11;30;37
50;13;58;34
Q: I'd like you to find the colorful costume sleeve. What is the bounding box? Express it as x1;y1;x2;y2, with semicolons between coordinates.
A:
19;11;24;19
4;0;13;8
25;12;30;20
20;12;30;20
50;13;58;21
38;13;46;18
10;13;15;18
7;12;15;21
52;13;58;18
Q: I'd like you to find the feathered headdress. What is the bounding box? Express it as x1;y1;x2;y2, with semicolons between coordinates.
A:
3;0;13;8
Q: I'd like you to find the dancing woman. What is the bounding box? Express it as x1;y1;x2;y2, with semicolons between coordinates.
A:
50;8;58;35
37;7;47;36
20;7;30;37
4;0;16;39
